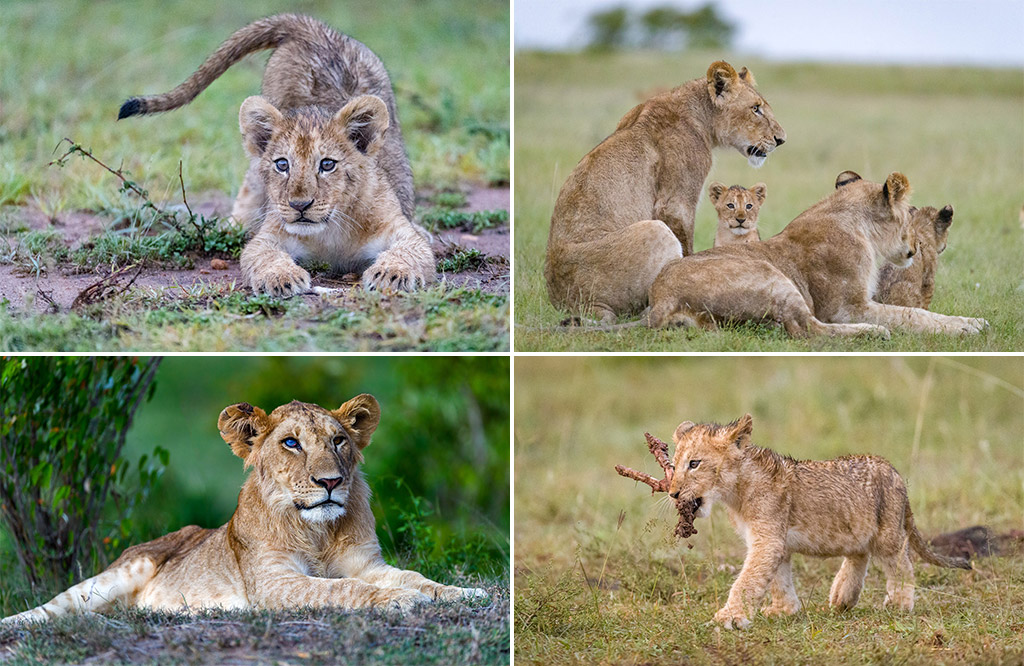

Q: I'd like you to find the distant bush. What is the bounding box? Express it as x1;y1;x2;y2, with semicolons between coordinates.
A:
0;357;166;594
587;3;734;51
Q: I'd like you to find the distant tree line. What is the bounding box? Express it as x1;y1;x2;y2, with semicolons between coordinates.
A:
587;3;735;51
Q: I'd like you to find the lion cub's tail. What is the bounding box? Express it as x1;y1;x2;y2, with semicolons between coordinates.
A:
904;499;972;570
117;13;309;119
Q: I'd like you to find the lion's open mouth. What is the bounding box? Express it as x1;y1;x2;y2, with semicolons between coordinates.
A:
746;146;768;159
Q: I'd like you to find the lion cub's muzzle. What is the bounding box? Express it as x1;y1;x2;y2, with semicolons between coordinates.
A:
669;492;703;514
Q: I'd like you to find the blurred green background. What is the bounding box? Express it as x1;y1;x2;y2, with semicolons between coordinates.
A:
1;356;510;612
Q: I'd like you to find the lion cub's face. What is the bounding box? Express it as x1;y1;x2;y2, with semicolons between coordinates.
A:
833;170;916;268
708;182;766;237
911;205;953;256
668;415;753;519
239;95;390;237
217;395;381;524
706;62;786;168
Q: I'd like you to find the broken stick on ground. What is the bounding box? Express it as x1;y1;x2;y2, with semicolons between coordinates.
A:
615;432;698;540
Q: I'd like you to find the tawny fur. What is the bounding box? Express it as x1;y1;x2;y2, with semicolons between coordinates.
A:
1;397;485;625
666;415;971;630
118;14;434;296
647;171;988;337
874;205;954;309
709;182;766;247
544;61;786;323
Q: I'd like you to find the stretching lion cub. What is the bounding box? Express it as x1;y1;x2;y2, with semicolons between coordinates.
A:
118;14;435;295
2;396;485;625
709;182;766;247
667;415;970;630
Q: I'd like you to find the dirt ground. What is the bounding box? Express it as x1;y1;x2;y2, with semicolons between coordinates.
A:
0;186;509;313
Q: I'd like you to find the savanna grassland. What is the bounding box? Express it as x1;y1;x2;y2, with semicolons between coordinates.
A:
513;51;1024;351
514;357;1024;665
0;0;510;351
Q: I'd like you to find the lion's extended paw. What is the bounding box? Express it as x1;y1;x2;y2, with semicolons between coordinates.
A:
249;262;311;297
962;317;989;334
433;586;489;602
713;606;751;630
376;588;432;613
362;258;431;293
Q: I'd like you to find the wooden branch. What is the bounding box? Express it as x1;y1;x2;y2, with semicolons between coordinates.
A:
614;432;674;493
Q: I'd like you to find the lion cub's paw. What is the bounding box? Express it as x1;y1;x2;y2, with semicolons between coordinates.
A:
377;588;432;613
713;606;751;630
761;600;801;618
362;252;433;293
249;261;312;297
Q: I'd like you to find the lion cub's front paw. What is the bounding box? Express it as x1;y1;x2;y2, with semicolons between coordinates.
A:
249;261;312;297
362;251;434;293
713;606;751;630
375;588;432;613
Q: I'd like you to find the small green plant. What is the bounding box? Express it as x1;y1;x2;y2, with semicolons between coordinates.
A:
0;357;166;594
438;247;487;273
421;208;508;234
429;190;468;209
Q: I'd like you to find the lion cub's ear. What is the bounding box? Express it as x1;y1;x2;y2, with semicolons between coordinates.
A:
727;414;754;449
239;96;285;159
882;172;911;205
737;66;756;87
333;95;390;155
751;183;767;204
707;182;727;204
218;403;271;460
673;421;696;444
333;394;381;450
706;61;739;101
935;205;954;233
835;171;862;189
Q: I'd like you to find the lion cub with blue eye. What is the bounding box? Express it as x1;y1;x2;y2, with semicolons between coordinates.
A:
118;14;435;295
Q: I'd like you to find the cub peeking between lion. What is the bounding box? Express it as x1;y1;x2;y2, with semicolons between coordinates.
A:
118;14;435;296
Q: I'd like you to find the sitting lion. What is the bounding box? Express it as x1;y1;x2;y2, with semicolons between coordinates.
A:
647;171;987;337
666;415;971;630
874;205;954;309
709;182;766;247
118;14;435;295
1;396;486;624
544;61;786;323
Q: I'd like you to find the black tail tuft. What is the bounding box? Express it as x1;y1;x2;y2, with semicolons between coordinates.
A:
117;98;144;120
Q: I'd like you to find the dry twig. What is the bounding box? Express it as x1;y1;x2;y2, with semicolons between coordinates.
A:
616;432;698;540
71;264;144;311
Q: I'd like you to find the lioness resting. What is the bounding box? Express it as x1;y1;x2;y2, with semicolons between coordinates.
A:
647;171;988;336
119;14;435;295
544;61;786;323
1;397;486;624
874;205;954;309
667;415;971;630
709;182;766;247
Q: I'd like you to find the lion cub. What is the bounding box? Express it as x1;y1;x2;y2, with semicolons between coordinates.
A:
119;14;435;295
709;182;766;247
667;415;970;630
875;205;954;309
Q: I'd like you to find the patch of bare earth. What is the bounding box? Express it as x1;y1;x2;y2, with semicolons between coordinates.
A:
0;186;509;314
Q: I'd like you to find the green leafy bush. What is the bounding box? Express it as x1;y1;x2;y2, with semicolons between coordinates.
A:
0;357;165;594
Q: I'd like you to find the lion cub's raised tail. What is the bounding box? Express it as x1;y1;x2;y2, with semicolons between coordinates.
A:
905;498;972;570
118;13;304;119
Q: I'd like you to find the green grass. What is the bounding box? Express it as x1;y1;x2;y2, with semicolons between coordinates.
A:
0;0;509;351
513;51;1024;351
513;356;1024;665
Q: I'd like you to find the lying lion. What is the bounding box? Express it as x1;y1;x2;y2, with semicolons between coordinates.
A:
647;171;987;337
667;415;971;630
544;61;786;323
1;397;486;624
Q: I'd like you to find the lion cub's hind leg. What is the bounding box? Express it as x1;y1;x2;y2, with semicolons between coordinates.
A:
876;549;915;611
828;554;869;610
762;556;801;618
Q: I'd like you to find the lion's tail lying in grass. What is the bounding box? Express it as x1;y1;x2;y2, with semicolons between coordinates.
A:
906;501;972;570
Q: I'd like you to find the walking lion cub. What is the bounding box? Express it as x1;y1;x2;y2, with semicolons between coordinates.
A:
667;415;970;630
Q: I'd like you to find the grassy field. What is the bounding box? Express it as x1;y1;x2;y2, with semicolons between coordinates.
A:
0;0;510;351
513;51;1024;351
514;356;1024;665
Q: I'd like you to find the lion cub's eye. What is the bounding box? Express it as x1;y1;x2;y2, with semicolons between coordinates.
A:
274;158;290;173
332;435;345;447
319;159;337;173
752;104;763;116
282;437;301;450
688;460;701;470
745;203;753;210
726;203;735;210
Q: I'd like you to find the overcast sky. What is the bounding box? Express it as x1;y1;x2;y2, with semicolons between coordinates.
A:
514;0;1024;66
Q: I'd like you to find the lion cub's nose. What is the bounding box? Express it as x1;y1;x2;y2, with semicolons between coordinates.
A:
289;199;314;212
312;476;342;492
669;490;680;499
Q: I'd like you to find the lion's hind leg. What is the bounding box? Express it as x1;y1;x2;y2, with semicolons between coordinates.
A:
1;557;156;625
828;554;869;610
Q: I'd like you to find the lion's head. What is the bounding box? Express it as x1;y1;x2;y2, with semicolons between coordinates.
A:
708;182;766;236
834;170;916;268
217;395;381;524
668;415;754;519
706;61;786;168
238;95;390;237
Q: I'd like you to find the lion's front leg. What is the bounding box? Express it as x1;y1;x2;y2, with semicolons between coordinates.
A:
655;193;699;256
848;302;988;335
332;544;487;602
715;534;786;630
240;231;311;296
362;222;436;292
251;569;430;612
